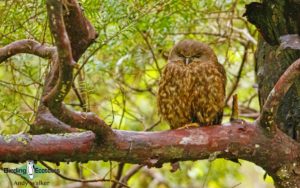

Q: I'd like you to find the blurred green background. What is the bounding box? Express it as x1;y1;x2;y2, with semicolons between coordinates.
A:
0;0;274;187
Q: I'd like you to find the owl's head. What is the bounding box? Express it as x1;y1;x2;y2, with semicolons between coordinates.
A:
168;39;217;65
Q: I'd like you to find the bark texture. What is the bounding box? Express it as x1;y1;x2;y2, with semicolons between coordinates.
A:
245;0;300;140
0;124;299;181
244;0;300;187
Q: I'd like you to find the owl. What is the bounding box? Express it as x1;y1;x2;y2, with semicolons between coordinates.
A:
157;40;226;129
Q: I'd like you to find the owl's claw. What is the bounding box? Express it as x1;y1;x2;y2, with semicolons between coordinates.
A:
178;123;199;129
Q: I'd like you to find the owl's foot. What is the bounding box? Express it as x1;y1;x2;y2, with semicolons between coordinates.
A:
178;123;199;129
230;119;247;130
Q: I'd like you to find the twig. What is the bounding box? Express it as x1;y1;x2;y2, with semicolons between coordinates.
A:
72;83;88;112
201;162;212;188
230;94;239;121
138;30;162;75
39;161;129;188
118;88;126;129
5;173;13;188
225;42;250;104
0;11;45;40
231;183;241;188
111;163;125;188
118;165;144;187
145;120;161;131
0;82;39;100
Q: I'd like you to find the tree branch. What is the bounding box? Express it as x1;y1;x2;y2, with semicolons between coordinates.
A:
42;0;75;109
0;123;299;183
258;58;300;133
32;105;78;134
62;0;98;61
39;161;129;188
32;0;109;136
58;104;113;137
118;165;144;187
225;42;250;104
0;39;55;63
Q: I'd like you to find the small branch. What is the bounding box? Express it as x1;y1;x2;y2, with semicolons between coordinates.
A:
111;163;125;188
33;102;113;137
139;30;162;75
118;165;144;187
72;83;88;111
258;58;300;133
0;39;55;63
39;161;129;188
225;43;249;104
58;104;113;137
230;94;239;121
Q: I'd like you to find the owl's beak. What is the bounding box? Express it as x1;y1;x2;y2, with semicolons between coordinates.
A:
185;57;190;65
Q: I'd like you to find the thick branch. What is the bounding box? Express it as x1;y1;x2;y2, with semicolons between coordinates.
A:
42;0;75;109
0;123;299;186
58;104;113;137
0;39;55;63
258;58;300;132
33;0;101;135
0;131;95;162
32;105;78;134
62;0;98;61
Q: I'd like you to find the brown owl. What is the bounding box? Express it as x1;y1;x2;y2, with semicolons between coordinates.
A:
157;39;226;129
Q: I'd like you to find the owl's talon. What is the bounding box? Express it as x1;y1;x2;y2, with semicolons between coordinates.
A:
177;123;199;129
231;119;247;130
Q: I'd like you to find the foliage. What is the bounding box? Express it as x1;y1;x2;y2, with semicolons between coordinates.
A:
0;0;274;187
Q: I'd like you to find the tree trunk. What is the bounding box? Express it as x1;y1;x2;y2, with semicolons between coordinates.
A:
245;0;300;141
244;0;300;187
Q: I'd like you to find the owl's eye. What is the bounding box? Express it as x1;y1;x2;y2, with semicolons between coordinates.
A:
193;54;201;58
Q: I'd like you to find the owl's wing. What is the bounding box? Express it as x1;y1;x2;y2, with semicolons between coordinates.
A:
190;62;226;126
157;63;192;129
